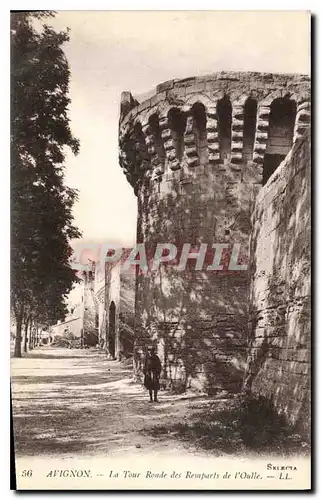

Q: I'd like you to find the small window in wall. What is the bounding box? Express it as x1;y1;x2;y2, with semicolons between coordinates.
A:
217;96;232;161
263;97;297;185
191;102;208;164
243;98;257;161
148;114;165;165
167;107;187;161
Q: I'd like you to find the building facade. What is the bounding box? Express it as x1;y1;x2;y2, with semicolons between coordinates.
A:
50;258;135;355
95;258;135;360
50;266;99;346
50;279;85;341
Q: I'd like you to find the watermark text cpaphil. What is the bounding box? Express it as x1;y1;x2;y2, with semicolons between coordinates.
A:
70;242;249;273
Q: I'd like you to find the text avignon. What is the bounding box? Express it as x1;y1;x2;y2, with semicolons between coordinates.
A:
46;469;91;478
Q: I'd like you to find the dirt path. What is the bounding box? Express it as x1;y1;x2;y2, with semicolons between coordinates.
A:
11;347;229;458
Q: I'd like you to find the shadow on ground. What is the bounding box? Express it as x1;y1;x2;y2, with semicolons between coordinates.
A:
142;395;311;457
11;347;310;458
11;347;216;457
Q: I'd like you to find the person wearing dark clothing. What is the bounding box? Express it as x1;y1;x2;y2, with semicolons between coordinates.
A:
143;347;162;402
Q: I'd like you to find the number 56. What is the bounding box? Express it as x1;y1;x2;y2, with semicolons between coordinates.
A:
22;470;32;477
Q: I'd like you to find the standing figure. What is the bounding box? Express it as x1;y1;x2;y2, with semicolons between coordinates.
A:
143;346;162;402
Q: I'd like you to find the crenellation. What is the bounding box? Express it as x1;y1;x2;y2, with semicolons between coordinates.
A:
183;115;198;167
296;108;311;123
160;127;171;141
206;115;218;129
188;81;206;93
149;91;167;108
208;151;220;164
252;151;264;165
230;118;243;130
156;79;174;93
120;72;310;185
231;102;244;163
255;130;269;142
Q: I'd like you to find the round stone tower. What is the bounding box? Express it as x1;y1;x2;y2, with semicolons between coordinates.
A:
118;71;310;394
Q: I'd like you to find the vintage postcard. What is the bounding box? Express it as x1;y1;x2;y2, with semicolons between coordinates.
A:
10;10;311;490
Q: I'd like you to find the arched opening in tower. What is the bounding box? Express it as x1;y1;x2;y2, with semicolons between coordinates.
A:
217;96;232;161
108;301;116;358
263;97;297;185
167;107;187;161
243;98;257;161
191;102;208;164
133;122;149;173
148;113;166;166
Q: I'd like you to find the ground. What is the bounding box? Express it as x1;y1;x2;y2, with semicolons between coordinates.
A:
11;347;308;459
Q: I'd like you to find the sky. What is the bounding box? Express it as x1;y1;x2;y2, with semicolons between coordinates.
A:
50;11;310;247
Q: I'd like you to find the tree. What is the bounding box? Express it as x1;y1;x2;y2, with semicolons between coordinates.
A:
11;11;81;357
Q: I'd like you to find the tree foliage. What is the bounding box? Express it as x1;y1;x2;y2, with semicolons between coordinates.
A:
11;11;81;356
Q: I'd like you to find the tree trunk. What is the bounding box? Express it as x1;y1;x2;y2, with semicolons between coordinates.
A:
23;317;30;353
28;320;34;350
33;326;36;348
34;324;38;346
14;313;23;358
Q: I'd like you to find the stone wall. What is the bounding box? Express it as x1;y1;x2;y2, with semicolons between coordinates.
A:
133;162;254;393
94;263;106;347
50;280;85;341
245;128;311;435
83;267;99;346
119;267;136;358
119;71;310;393
104;261;135;359
51;316;83;340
